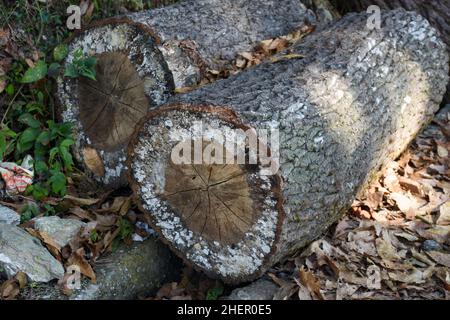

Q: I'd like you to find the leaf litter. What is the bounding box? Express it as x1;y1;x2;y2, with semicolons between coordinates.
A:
264;106;450;300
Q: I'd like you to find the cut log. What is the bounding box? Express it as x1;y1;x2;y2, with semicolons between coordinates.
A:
57;0;326;188
331;0;450;103
127;9;449;283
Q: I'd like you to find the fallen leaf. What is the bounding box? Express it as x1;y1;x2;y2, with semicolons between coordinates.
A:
299;267;324;300
26;228;61;260
61;195;100;207
67;249;96;283
426;251;450;268
14;272;27;289
0;279;20;300
437;201;450;225
82;147;105;177
388;267;433;284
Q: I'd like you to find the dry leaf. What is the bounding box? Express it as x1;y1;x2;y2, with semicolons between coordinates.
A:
67;249;96;283
26;228;61;260
61;195;100;207
437;202;450;225
82;147;105;177
0;279;20;300
15;271;27;289
426;251;450;268
299;267;324;300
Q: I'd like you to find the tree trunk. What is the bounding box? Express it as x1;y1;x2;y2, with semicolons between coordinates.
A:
57;0;326;188
331;0;450;103
127;9;449;283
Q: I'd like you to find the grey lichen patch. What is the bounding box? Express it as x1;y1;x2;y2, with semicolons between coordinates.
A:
129;110;281;282
57;22;174;187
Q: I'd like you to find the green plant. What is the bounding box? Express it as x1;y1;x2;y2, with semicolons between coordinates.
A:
64;48;98;81
206;283;224;300
20;203;40;223
0;85;75;200
90;229;99;243
118;217;134;240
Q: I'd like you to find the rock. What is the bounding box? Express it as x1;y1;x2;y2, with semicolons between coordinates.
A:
421;240;442;252
21;239;181;300
0;222;64;282
226;279;278;300
0;205;20;226
34;216;85;247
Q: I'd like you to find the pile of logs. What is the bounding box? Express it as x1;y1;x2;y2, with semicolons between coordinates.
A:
57;0;449;283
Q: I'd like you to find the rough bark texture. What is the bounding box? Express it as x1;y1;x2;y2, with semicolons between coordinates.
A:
57;0;327;188
127;9;449;283
331;0;450;103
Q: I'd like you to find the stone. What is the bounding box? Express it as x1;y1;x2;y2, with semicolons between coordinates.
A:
21;239;181;300
226;279;278;300
34;216;85;247
0;222;64;282
421;240;442;252
0;205;20;226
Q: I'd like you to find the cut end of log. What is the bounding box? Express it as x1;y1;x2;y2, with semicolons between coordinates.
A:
57;19;174;187
165;160;257;245
79;51;148;152
128;105;284;283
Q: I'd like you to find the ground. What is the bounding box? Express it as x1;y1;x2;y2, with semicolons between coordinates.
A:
0;0;449;300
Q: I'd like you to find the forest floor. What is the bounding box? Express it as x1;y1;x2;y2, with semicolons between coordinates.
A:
0;0;449;300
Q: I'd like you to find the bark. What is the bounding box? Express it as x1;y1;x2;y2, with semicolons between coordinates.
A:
331;0;450;103
127;9;449;283
57;0;327;188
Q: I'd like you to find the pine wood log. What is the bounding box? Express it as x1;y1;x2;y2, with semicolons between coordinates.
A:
57;0;324;188
331;0;450;103
127;9;449;283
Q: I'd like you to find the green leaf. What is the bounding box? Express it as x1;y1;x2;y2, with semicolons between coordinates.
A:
53;44;69;62
0;126;17;160
34;160;48;174
20;203;39;223
21;60;48;83
5;83;14;96
59;146;74;171
118;218;134;240
19;127;40;144
63;64;78;78
0;134;6;160
36;130;51;145
206;284;224;300
47;62;60;78
18;113;41;129
49;147;59;164
16;127;40;155
43;203;56;216
80;68;96;81
49;170;66;195
83;56;97;69
60;138;74;148
73;48;83;60
30;183;49;201
90;229;99;243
